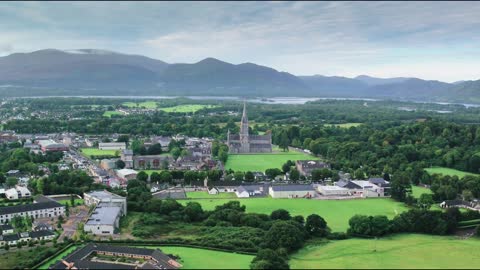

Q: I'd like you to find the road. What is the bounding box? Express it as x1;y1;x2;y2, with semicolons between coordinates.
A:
58;205;89;242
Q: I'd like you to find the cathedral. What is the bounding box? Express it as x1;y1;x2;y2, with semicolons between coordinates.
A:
227;102;272;153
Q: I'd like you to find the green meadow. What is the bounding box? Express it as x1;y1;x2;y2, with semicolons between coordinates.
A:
411;186;433;198
325;123;363;128
225;150;317;172
102;110;123;117
186;191;238;199
38;245;80;269
425;167;479;178
182;198;407;232
290;234;480;269
80;148;119;157
122;101;158;109
159;104;219;113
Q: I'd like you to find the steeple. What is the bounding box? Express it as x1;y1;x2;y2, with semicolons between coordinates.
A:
240;100;249;136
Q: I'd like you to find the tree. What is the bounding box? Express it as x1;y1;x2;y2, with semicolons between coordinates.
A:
250;249;289;269
147;143;163;155
6;177;18;187
150;172;161;183
390;172;412;202
115;159;126;169
289;169;300;182
234;171;244;181
65;203;70;217
279;131;290;152
265;168;282;179
417;193;434;210
305;214;328;237
462;190;473;201
270;209;291;221
183;202;204;222
263;220;305;251
245;171;255;182
311;168;332;181
117;135;129;144
171;147;182;160
159;171;173;184
282;162;291;174
70;194;75;207
137;171;149;182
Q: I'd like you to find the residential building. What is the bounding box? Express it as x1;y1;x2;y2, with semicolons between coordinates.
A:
0;196;65;224
0;224;14;234
235;184;268;198
133;155;172;170
295;160;331;177
269;184;316;198
98;142;126;150
5;186;31;200
116;168;138;181
49;243;181;269
0;230;55;247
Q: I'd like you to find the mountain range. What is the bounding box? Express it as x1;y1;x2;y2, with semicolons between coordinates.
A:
0;49;479;103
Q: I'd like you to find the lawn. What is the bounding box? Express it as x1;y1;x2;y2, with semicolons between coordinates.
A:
325;123;363;128
186;191;238;199
182;198;407;232
289;234;480;269
122;101;158;109
159;104;219;113
225;150;317;172
137;246;253;269
80;148;120;157
411;186;433;199
38;245;80;269
102;110;123;117
425;167;479;178
57;199;84;206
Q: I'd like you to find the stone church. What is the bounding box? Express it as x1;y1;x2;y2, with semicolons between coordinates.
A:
227;102;272;153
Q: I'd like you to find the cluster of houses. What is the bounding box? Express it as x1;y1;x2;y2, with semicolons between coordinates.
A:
0;195;62;246
208;177;391;199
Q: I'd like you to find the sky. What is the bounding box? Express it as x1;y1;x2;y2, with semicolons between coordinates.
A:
1;1;479;82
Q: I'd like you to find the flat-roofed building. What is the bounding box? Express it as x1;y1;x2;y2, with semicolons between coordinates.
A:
98;142;126;150
38;139;68;152
317;185;350;196
84;205;122;235
269;184;316;198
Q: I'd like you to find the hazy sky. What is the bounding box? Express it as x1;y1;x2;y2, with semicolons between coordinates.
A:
1;1;479;82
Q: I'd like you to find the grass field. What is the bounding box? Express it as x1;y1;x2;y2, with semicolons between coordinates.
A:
186;191;238;199
122;101;158;109
80;148;119;157
38;245;80;269
290;234;480;269
159;104;219;113
57;199;84;206
102;111;123;117
182;198;407;232
225;150;317;172
325;123;363;128
411;186;433;198
425;167;479;178
140;246;253;269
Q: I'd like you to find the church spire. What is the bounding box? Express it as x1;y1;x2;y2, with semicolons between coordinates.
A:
240;100;249;136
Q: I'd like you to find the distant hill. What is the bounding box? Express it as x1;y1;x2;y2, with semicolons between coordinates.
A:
0;49;479;103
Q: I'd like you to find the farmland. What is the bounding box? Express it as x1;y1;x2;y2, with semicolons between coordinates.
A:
289;234;480;269
122;101;158;109
324;123;363;128
159;104;219;113
225;150;317;172
425;167;479;178
80;148;120;157
181;197;407;232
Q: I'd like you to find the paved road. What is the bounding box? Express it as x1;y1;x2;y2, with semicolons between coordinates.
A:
58;205;89;242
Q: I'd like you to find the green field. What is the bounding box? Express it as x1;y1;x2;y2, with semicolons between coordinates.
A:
160;104;219;113
80;148;120;157
38;245;79;269
290;234;480;269
225;150;317;172
425;167;479;178
411;186;433;198
140;246;253;269
102;111;123;117
186;191;238;199
182;198;407;232
325;123;363;128
58;199;84;206
122;101;158;109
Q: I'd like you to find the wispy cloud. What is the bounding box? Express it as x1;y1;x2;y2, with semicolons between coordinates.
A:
0;1;479;81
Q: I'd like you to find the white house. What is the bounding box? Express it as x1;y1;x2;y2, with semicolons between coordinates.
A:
5;186;31;200
83;190;127;235
0;196;65;224
235;185;266;198
269;185;316;199
98;142;126;150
